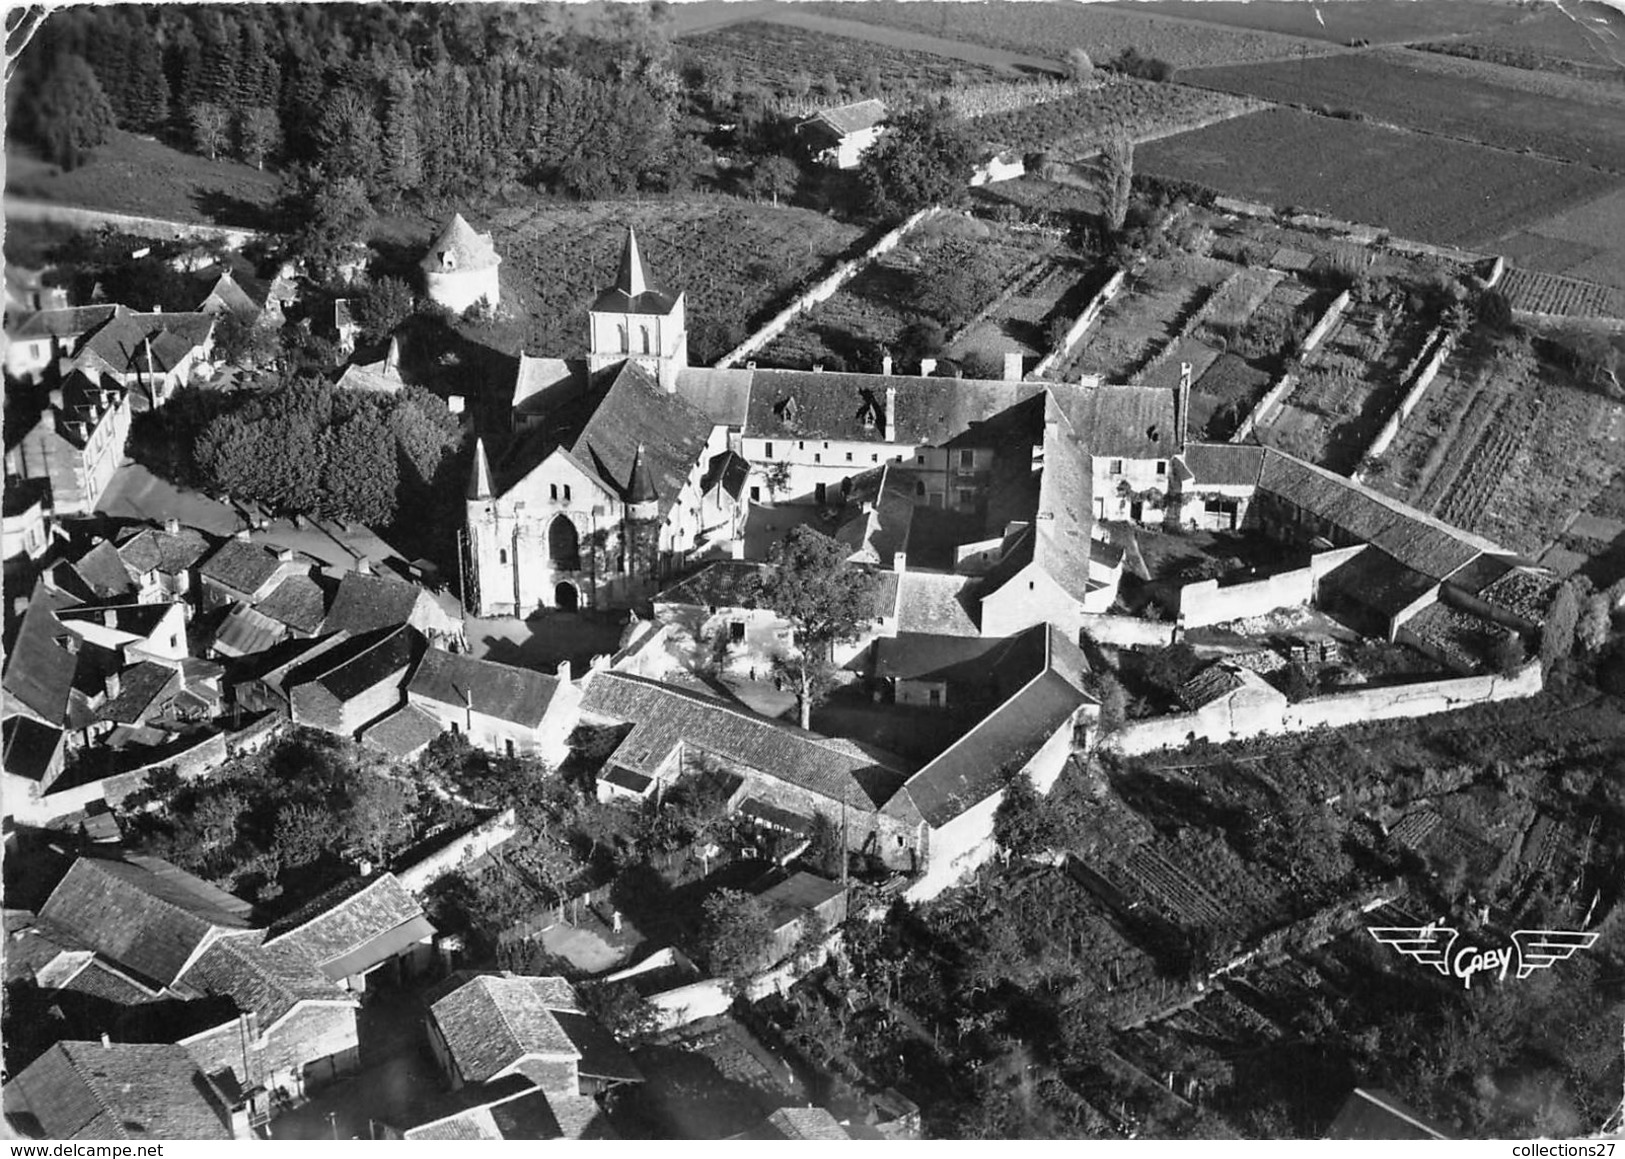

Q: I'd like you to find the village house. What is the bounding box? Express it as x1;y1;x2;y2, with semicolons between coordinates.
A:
3;478;51;563
797;98;888;169
197;535;318;611
285;623;421;738
3;1041;248;1140
335;335;407;394
261;873;436;994
322;567;459;641
67;305;216;408
403;648;580;762
114;519;214;604
3;304;116;381
755;871;848;965
6;368;131;516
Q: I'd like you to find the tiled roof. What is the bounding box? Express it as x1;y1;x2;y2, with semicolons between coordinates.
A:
2;582;84;727
2;716;65;782
9;304;116;341
767;1106;852;1140
701;450;751;501
64;540;138;601
177;936;349;1026
96;662;179;725
579;672;908;810
59;602;176;640
673;367;753;427
903;628;1092;828
265;873;432;982
288;624;417;704
745;369;1046;446
654;561;767;609
322;572;424;635
407;648;560;729
895;571;980;636
430;974;582;1086
545;1093;615;1139
512;355;585;416
3;1041;232;1140
77;307;213;374
421;213;501;272
361;704;447;760
1181;442;1265;488
835;464;915;564
1257;451;1494;580
116;525;212;577
197;271;262;321
874;626;1048;690
552;1010;643;1084
39;856;254;988
1065;383;1180;459
405;1106;504;1140
1320;546;1439;619
1178;664;1246;710
806;98;887;136
757;871;846;929
211;603;289;659
199;539;290;598
255;575;328;633
982;399;1095;605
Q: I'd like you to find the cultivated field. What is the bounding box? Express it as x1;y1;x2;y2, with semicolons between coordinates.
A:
1497;186;1625;294
673;20;1005;95
1180;50;1625;172
973;76;1258;157
1416;1;1625;82
1367;335;1625;554
1136;108;1620;249
756;213;1053;369
802;0;1337;68
4;131;282;228
1498;266;1625;319
441;199;869;363
1124;0;1534;46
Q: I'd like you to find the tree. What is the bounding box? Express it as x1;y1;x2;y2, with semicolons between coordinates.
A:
1576;592;1613;655
749;527;879;729
236;106;281;170
1066;47;1095;83
25;55;116;170
189;102;230;161
1097;671;1128;733
1100;133;1134;234
212;313;280;369
1542;580;1582;667
345;771;417;864
355;277;417;344
916;239;1005;330
803;811;844;879
993;768;1062;857
894;319;947;371
746;154;801;206
289;170;375;283
698;888;774;984
856;99;978;220
315;88;383;187
322;404;399;525
1492;630;1526;677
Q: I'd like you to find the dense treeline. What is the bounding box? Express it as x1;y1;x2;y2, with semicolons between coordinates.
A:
15;4;692;199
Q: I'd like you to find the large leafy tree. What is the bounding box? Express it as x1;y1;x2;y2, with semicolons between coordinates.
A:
992;768;1062;858
24;55;116;170
699;888;774;985
856;99;978;221
750;527;879;729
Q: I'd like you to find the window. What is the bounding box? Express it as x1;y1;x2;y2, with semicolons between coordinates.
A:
798;441;805;450
959;448;975;469
928;688;941;707
750;486;760;501
915;455;925;465
915;480;926;497
450;721;460;735
640;326;652;355
816;482;828;504
764;442;774;458
505;739;516;758
617;323;629;353
562;484;571;501
550;484;558;501
730;621;745;643
845;452;853;463
1028;581;1035;591
814;453;821;464
1155;461;1168;477
1110;459;1124;475
871;454;879;463
499;549;508;565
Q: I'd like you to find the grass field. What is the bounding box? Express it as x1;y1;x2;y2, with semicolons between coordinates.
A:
757;213;1052;369
1137;108;1621;249
674;20;1006;95
974;76;1257;157
1122;0;1533;46
1181;50;1625;172
802;0;1336;68
5;131;283;228
1497;185;1625;293
1417;1;1625;79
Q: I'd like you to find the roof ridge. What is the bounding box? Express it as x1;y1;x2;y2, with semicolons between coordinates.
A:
56;1041;130;1139
69;858;234;938
263;872;390;946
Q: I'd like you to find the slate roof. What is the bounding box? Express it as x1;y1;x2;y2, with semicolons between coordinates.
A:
673;367;753;427
9;304;116;342
116;524;213;577
902;627;1092;828
1066;383;1181;459
322;572;425;635
1181;442;1266;488
591;228;676;315
199;539;295;598
3;582;84;727
701;449;751;501
408;648;561;728
746;369;1045;446
511;355;585;417
580;672;909;809
498;360;713;522
77;307;214;375
984;398;1095;605
895;571;980;636
63;540;139;601
3;716;65;783
265;873;433;985
3;1040;232;1140
836;463;915;563
1325;1088;1451;1140
361;704;447;760
255;575;328;633
58;600;174;639
177;936;348;1027
551;1010;643;1084
654;561;767;609
805;98;887;137
97;662;179;725
287;624;418;704
421;213;501;273
39;856;255;989
1257;451;1494;580
874;625;1049;692
430;974;583;1086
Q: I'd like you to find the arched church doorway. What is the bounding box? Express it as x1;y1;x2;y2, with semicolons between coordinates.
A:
548;514;580;570
555;582;579;612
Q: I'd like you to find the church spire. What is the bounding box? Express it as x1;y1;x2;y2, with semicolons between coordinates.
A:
468;436;494;500
616;227;650;299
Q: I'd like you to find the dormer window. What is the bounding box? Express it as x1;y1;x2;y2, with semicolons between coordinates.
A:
1147;424;1160;443
775;396;799;423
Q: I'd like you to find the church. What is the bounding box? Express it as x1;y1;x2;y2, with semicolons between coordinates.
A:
462;227;1181;623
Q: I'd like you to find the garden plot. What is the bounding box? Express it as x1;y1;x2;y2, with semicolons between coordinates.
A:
947;257;1103;367
757;214;1053;370
1498;266;1625;320
1184;275;1320;439
1047;254;1234;383
1256;301;1434;475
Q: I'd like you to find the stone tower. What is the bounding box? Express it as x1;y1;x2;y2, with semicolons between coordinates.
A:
588;228;688;392
421;213;502;315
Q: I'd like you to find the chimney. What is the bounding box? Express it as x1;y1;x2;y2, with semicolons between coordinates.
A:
385;335;402;378
100;1032;111;1049
919;357;937;377
1004;352;1024;382
228;1102;253;1141
355;556;372;575
102;608;118;628
1176;361;1192;448
357;858;374;876
105;670;122;700
883;386;897;444
813;363;825;374
164;517;180;535
234;529;251;543
881;352;893;376
275;547;294;563
730;538;746;560
556;660;572;683
893;551;907;574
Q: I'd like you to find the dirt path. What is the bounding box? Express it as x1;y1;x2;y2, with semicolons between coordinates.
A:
3;195;264;247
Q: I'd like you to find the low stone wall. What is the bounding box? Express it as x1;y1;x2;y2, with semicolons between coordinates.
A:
1354;329;1453;478
1176;567;1314;629
396;807;519;894
1232;289;1349;442
715;206;942;369
1031;268;1125;380
1078;612;1177;648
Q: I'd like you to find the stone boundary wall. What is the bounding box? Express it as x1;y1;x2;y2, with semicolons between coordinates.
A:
1177;567;1314;629
1031;268;1126;380
1078;611;1178;648
1354;328;1454;481
1513;310;1625;334
1231;289;1349;442
1209;196;1490;270
715;206;942;369
4;197;264;249
396;807;519;894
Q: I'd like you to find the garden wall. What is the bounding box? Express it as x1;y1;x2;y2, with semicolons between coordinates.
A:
1078;611;1178;648
1354;328;1453;478
1031;268;1125;380
1176;567;1313;628
714;206;943;369
1231;289;1349;442
396;807;519;894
